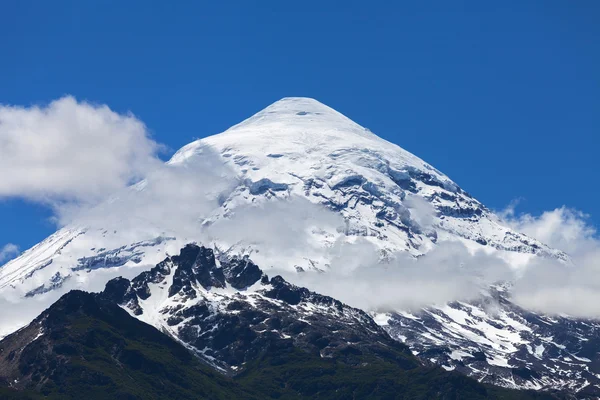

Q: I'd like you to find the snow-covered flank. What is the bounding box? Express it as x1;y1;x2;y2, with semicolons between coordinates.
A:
383;289;600;394
0;226;183;337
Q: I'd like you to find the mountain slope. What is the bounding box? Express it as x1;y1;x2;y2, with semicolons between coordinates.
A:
381;293;600;397
0;291;252;400
0;249;562;400
0;97;586;395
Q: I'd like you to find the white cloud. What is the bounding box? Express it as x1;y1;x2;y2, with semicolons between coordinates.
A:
0;243;19;264
502;205;600;318
205;196;345;262
284;240;512;312
404;193;436;229
503;205;597;255
0;96;161;205
57;144;238;233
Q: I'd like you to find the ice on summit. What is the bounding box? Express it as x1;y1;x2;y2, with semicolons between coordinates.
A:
169;97;565;264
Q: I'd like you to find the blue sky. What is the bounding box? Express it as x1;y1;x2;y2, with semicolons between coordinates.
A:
0;1;598;253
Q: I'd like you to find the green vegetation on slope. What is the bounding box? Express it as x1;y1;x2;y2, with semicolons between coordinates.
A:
236;346;561;400
0;291;254;400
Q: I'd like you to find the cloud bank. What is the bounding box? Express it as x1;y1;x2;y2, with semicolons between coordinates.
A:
0;96;161;205
218;201;600;317
285;240;512;312
502;206;600;318
55;144;237;232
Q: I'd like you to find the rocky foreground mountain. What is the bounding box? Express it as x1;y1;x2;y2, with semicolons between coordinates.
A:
102;244;414;371
0;244;560;399
0;98;595;396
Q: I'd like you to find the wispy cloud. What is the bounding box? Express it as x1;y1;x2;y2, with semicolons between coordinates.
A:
503;205;597;255
0;243;19;264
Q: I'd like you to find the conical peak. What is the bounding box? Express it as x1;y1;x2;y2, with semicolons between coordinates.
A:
262;97;337;115
228;97;365;135
168;96;377;165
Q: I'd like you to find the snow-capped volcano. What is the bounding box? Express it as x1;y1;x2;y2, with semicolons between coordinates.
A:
0;97;591;394
0;97;562;307
171;97;565;265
